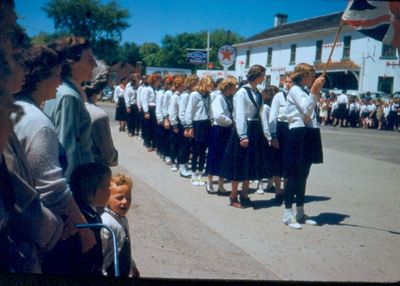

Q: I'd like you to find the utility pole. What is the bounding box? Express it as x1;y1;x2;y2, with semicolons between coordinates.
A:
206;30;210;70
186;31;212;71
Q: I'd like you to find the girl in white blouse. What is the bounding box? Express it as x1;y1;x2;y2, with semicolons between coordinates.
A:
220;65;270;208
205;76;237;194
283;63;325;229
184;75;213;186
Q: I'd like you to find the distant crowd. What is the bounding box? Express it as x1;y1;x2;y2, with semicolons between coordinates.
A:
316;90;400;131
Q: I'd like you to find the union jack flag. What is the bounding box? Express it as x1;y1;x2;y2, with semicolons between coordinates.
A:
342;0;400;47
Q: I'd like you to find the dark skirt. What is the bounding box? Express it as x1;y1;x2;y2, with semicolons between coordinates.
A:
115;97;127;121
271;121;289;178
337;103;348;120
285;127;323;178
220;120;271;181
205;125;232;176
193;119;211;144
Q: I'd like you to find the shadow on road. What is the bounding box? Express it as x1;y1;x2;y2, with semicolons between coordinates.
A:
313;212;400;235
303;195;331;203
251;198;281;210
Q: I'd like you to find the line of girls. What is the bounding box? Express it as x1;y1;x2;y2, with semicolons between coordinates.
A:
118;64;325;229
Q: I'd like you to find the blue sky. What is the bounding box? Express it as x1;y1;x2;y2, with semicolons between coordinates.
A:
15;0;348;45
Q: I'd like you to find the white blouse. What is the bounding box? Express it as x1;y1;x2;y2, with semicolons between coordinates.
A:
285;85;318;129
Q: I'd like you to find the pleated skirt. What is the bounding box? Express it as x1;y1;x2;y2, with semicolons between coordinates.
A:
285;127;323;178
115;97;127;121
220;121;271;181
205;125;232;176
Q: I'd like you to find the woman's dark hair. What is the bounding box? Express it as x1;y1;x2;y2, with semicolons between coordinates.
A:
0;0;30;89
17;45;63;95
262;85;279;106
70;162;111;205
290;63;316;85
82;70;110;103
48;36;91;79
246;65;266;82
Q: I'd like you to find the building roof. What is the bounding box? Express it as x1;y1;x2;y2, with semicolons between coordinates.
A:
241;11;343;44
314;60;360;72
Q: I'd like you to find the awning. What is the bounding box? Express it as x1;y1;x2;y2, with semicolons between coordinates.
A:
314;60;360;72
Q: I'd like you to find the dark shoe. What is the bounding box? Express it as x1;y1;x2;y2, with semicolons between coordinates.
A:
239;195;254;208
217;187;230;196
229;197;243;209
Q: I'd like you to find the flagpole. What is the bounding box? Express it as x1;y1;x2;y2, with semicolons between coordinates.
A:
323;20;345;76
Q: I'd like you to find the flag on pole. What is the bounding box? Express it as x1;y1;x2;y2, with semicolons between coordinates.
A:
342;0;400;47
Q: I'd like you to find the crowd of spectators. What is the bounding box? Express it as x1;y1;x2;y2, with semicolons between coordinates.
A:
317;89;400;131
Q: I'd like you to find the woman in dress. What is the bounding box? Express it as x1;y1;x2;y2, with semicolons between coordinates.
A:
114;76;129;132
205;76;237;194
283;63;325;229
220;65;270;208
13;45;97;272
44;36;97;180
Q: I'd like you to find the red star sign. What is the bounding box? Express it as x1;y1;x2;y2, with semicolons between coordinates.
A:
221;50;233;60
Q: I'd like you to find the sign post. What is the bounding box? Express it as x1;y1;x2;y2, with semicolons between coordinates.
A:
187;50;207;65
218;45;236;78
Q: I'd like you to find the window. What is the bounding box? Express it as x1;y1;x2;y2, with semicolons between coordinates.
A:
342;36;351;60
279;74;285;89
381;44;397;59
265;75;271;86
315;40;323;62
378;76;393;94
266;47;273;67
245;50;250;68
290;44;296;64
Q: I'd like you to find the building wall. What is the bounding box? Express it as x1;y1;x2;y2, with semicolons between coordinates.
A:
234;26;400;94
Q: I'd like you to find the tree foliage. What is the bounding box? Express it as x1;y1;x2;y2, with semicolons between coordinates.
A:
139;42;163;67
42;2;243;71
43;0;129;42
43;0;129;65
160;29;243;69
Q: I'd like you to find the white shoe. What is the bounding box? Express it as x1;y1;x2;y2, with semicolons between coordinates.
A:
179;165;191;178
165;156;172;165
171;164;178;172
256;187;264;194
191;174;199;186
196;174;206;186
283;216;302;229
206;183;217;194
296;214;317;226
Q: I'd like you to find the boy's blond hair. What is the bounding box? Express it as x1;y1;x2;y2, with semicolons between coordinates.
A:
111;173;133;190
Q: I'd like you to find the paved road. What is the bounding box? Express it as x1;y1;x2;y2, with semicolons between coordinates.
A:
100;102;400;282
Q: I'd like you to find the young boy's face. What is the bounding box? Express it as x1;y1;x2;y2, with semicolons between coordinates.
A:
93;174;112;207
108;183;132;217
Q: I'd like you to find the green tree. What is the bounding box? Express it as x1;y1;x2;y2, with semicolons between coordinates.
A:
209;29;244;69
30;31;66;45
139;42;163;67
159;29;243;70
119;42;140;66
43;0;130;64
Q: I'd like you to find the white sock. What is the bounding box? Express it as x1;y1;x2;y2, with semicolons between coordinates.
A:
283;208;293;222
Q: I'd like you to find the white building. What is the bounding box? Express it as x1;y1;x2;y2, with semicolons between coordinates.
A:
233;12;400;95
